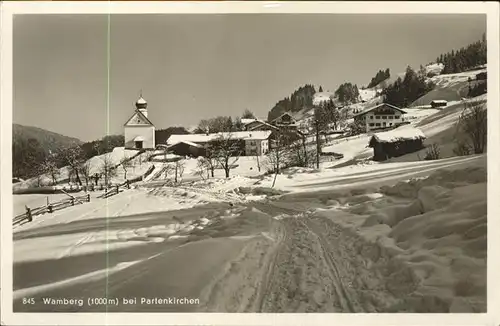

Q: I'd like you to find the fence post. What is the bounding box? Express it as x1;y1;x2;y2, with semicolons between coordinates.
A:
26;206;32;222
48;204;53;213
87;194;91;202
127;180;130;189
116;185;119;194
71;198;75;206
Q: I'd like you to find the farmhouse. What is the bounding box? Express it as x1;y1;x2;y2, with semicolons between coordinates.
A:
243;119;279;132
430;100;448;108
124;95;155;150
167;130;272;156
353;103;407;132
368;127;426;161
270;112;298;128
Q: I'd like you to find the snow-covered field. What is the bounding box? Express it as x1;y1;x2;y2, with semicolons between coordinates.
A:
312;91;335;106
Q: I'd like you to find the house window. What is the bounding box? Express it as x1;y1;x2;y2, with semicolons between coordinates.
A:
389;123;393;126
375;123;381;127
389;116;394;119
369;123;375;127
382;116;387;120
395;115;400;119
376;116;381;120
370;116;374;119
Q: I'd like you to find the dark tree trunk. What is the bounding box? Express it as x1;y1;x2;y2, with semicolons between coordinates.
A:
316;128;320;169
302;136;308;167
74;169;82;186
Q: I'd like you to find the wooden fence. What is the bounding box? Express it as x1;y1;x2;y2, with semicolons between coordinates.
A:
97;180;131;199
13;193;91;226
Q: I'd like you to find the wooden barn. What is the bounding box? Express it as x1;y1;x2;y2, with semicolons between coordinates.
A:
165;140;206;158
369;127;426;161
430;100;448;108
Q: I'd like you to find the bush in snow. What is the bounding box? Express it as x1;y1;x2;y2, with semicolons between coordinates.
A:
424;143;441;160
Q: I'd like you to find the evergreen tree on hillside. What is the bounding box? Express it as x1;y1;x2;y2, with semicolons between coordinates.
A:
319;86;323;92
367;69;391;88
335;83;359;104
267;84;316;122
436;34;487;74
382;65;435;107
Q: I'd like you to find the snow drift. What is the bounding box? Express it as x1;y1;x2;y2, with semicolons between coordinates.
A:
311;165;486;312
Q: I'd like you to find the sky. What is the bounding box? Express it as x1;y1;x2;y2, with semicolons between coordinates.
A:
13;14;486;142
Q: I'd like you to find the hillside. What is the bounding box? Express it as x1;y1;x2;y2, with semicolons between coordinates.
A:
12;124;83;178
410;67;486;107
13;124;82;151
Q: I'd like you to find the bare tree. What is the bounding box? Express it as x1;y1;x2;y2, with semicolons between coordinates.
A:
290;140;316;168
265;132;291;187
34;163;47;187
120;157;132;181
60;146;84;185
455;100;487;154
174;160;186;184
210;116;234;133
212;132;242;178
312;104;330;168
42;158;60;185
79;162;92;186
195;157;209;181
203;144;219;178
100;154;117;187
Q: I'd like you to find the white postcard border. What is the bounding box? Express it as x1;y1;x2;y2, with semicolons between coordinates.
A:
1;1;499;325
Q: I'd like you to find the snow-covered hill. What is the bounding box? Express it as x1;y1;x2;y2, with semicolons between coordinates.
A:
312;91;335;106
411;67;486;107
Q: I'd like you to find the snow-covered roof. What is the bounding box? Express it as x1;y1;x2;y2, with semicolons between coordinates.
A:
134;136;145;141
244;130;273;140
371;127;426;143
136;97;147;104
167;130;272;145
431;100;448;104
167;140;204;148
248;120;279;131
241;118;258;125
353;103;407;118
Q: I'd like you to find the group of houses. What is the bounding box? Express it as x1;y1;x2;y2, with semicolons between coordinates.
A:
123;94;430;162
123;95;305;157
